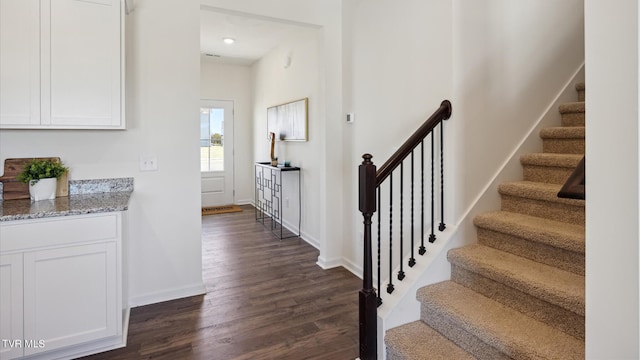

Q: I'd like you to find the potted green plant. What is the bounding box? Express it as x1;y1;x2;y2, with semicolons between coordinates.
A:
17;158;69;201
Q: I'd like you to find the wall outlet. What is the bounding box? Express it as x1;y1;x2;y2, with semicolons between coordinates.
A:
139;156;158;171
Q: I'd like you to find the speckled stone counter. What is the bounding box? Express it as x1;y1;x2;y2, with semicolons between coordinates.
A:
0;177;133;222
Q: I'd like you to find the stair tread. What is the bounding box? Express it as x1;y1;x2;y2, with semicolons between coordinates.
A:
559;101;585;113
499;181;585;206
474;211;584;253
540;126;585;139
418;281;584;359
448;244;584;315
520;153;583;167
386;321;475;360
575;82;585;91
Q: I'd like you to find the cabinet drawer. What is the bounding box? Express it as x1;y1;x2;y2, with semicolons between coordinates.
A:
0;213;120;253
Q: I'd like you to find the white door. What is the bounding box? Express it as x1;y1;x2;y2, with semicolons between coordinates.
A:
201;100;234;207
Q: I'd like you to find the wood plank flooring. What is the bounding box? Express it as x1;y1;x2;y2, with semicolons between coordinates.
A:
80;205;360;360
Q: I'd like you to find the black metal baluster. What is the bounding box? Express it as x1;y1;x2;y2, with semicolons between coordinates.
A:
409;151;416;267
377;186;382;307
387;173;394;294
429;132;436;243
419;140;426;256
398;162;405;281
439;123;446;232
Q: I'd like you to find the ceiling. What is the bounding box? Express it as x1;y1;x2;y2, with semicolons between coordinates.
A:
200;7;319;66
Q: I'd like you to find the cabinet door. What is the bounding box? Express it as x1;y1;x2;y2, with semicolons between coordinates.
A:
0;254;24;360
45;0;122;128
23;242;118;356
0;0;40;126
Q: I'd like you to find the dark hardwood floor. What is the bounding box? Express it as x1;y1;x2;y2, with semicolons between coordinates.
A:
80;205;360;360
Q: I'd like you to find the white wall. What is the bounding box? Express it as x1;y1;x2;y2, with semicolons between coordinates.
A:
200;59;254;204
251;29;321;245
341;0;454;274
451;0;584;221
341;0;584;274
0;0;205;306
585;0;640;358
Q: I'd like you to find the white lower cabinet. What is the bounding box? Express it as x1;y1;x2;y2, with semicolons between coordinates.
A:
0;213;126;360
0;254;24;360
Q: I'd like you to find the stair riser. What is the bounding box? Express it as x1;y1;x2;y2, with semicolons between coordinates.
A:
542;138;585;154
578;90;585;102
523;165;574;185
451;266;585;340
385;321;477;360
420;306;511;360
501;195;585;225
477;228;584;275
561;112;585;127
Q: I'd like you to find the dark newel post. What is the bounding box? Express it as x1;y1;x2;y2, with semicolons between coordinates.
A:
359;154;378;360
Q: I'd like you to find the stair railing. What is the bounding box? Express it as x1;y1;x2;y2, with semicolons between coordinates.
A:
358;100;452;360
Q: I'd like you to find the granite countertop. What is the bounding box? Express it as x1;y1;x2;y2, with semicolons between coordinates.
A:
0;178;133;222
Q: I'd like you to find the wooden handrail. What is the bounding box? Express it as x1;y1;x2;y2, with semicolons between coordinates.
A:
358;100;452;360
558;156;585;200
376;100;452;185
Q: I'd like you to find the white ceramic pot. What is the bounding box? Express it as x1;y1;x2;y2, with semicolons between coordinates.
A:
29;178;57;201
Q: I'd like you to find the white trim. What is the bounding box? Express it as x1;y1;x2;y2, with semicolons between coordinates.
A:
128;283;206;308
316;256;343;269
341;257;363;279
236;198;253;206
300;231;319;249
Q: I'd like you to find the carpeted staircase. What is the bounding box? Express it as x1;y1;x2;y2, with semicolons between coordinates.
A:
385;83;586;359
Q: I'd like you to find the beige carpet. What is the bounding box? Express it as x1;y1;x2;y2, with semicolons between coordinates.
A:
201;205;243;216
386;82;586;359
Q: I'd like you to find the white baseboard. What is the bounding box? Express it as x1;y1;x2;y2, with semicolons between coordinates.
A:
236;198;253;206
129;282;206;308
341;257;363;279
316;255;344;269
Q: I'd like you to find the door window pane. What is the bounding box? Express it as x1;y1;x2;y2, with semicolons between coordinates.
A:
200;107;224;172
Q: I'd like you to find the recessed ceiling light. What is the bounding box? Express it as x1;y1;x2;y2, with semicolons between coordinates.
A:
223;38;235;45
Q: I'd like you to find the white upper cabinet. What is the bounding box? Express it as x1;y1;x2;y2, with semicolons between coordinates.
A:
0;0;41;127
0;0;124;129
